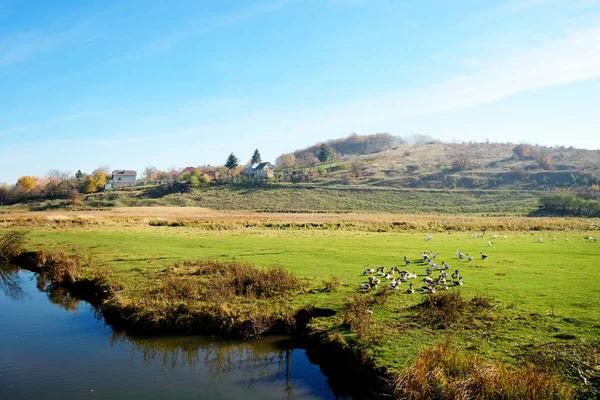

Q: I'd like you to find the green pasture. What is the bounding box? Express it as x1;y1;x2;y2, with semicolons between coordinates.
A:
11;226;600;371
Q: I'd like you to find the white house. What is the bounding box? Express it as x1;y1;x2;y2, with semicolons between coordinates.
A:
111;170;137;188
242;162;274;179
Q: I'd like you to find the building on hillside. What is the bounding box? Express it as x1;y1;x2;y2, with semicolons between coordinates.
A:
242;162;274;179
111;170;137;188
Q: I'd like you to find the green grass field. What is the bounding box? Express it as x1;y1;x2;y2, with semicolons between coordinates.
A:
12;223;599;375
4;184;543;215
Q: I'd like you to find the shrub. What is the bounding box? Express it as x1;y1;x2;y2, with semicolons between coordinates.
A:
419;291;466;329
324;275;342;292
0;231;27;262
392;342;573;400
40;251;81;284
343;294;373;344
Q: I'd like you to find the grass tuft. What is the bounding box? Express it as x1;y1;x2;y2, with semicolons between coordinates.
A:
392;342;573;400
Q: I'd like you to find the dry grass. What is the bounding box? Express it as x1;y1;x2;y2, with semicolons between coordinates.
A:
0;230;27;262
419;291;468;329
343;294;374;345
2;207;600;231
392;342;573;400
38;250;81;284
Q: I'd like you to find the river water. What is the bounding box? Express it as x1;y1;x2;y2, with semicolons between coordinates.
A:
0;266;352;399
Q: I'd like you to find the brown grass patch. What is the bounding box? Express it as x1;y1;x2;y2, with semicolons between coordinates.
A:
0;230;27;262
392;342;573;400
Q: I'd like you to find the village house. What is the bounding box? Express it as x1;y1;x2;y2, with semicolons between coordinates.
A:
242;162;274;179
111;170;137;188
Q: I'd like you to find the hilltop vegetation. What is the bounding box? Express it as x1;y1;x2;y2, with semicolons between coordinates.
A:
1;134;599;214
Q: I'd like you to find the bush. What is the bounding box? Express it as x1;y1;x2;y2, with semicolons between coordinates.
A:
419;291;466;329
324;275;342;292
0;231;27;262
343;294;373;345
392;342;573;400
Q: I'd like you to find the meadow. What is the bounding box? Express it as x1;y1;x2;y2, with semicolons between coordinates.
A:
2;209;599;398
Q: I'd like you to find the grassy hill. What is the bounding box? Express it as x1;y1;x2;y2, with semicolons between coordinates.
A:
2;141;599;215
288;142;600;190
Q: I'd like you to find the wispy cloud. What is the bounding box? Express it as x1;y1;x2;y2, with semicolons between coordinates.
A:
0;112;86;137
0;21;89;69
128;0;296;60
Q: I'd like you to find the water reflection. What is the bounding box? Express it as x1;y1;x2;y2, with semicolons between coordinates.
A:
0;263;28;301
113;334;305;399
0;265;352;400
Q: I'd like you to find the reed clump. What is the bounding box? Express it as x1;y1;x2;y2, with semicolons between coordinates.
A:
0;230;27;262
392;342;573;400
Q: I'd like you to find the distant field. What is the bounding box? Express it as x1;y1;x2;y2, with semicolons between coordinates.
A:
3;184;544;215
5;214;599;379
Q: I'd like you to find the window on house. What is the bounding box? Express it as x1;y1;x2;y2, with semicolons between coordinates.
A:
118;177;121;181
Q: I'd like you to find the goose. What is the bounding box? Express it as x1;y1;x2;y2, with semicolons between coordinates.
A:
363;268;375;275
430;252;438;259
423;276;434;285
376;266;386;275
452;270;459;280
425;267;433;276
454;276;463;286
360;283;371;290
388;282;400;290
472;233;477;239
426;234;433;241
488;241;492;246
565;238;569;242
403;256;411;265
441;261;450;269
492;234;498;239
589;237;598;242
479;233;485;237
371;277;381;286
437;284;449;290
456;249;460;257
466;254;473;262
552;237;557;241
404;283;414;294
480;252;487;260
421;285;436;294
439;270;448;279
402;272;417;280
503;234;508;239
458;252;465;260
366;310;373;315
537;236;543;243
385;272;394;280
422;252;428;260
437;276;447;286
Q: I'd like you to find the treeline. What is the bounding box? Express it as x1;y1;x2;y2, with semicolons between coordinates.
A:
293;133;402;163
538;192;600;217
0;168;111;206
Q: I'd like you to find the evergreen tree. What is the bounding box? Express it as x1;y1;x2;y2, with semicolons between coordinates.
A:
251;149;262;164
225;153;239;170
75;170;84;180
317;144;335;163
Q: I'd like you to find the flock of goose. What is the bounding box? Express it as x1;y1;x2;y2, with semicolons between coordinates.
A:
359;250;467;294
357;231;597;295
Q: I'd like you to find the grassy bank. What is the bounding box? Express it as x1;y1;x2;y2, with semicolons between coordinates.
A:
2;213;599;398
1;184;542;215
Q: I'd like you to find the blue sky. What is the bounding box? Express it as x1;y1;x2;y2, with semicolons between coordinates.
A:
1;0;600;183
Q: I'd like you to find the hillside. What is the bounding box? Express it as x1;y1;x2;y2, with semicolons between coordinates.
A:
285;141;600;190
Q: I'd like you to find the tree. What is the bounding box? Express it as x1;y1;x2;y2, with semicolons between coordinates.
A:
143;166;158;182
317;144;335;163
275;153;296;169
16;176;37;192
225;153;239;170
75;170;84;180
92;169;108;188
251;149;262;164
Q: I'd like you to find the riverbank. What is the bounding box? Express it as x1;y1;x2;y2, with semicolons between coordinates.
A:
3;217;599;398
